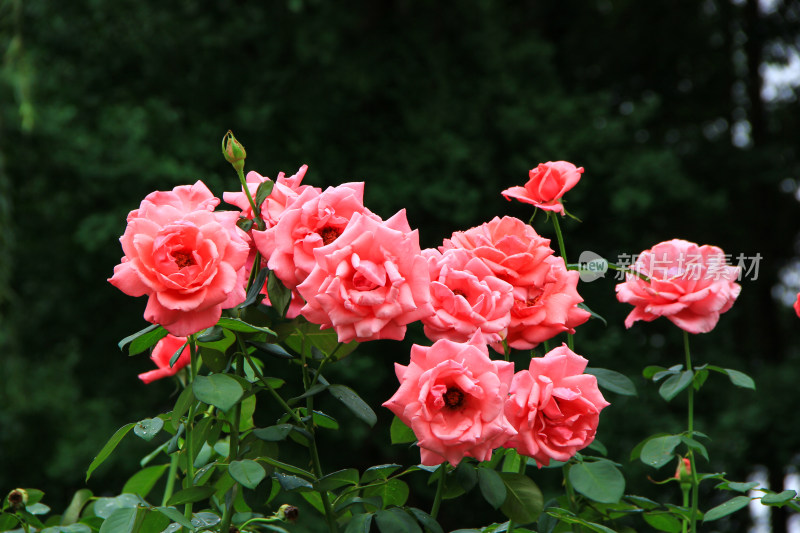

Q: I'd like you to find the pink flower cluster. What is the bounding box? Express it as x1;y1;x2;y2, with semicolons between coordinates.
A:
383;336;608;467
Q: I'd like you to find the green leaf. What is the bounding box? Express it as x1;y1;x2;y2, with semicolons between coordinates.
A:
248;341;295;359
703;495;751;521
166;486;216;507
229;459;266;490
257;456;314;479
253;424;294;441
390;416;416;444
267;271;292;317
717;481;759;493
60;488;93;525
653;365;683;382
361;464;402;484
192;374;243;412
119;324;167;355
236;217;253;232
659;371;694;401
26;503;50;515
238;268;269;309
692;369;709;390
643;512;681;532
568;461;625;503
274;473;314;492
122;465;169;499
478;468;506;509
679;436;709;461
407;508;444;533
217;317;275;336
0;514;19;530
289;383;329;404
577;302;607;326
499;473;543;524
328;384;377;427
311;410;339;430
375;508;422;533
640;435;681;469
587;439;608;456
133;418;164;442
585;368;637;396
643;365;667;379
255;180;275;209
363;478;410;508
86;422;136;480
723;368;756;390
315;469;360;492
98;507;145;533
155;506;195;530
762;490;797;505
171;384;195;430
454;461;478;493
345;513;374;533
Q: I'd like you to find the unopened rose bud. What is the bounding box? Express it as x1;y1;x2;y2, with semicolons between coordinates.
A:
7;488;27;510
674;457;692;483
222;130;247;172
277;503;299;523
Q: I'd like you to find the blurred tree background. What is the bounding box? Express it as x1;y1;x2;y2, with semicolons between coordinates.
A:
1;0;799;531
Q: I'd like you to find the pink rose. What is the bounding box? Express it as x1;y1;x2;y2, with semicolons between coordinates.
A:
139;334;190;384
501;161;584;215
222;165;318;227
794;293;800;319
503;344;609;466
296;211;434;342
253;182;379;290
383;334;516;466
499;257;591;351
109;181;251;336
441;216;554;287
421;248;514;344
615;239;741;334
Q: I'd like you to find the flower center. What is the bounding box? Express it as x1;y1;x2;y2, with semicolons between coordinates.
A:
443;387;465;410
452;289;467;299
318;225;343;245
173;251;195;269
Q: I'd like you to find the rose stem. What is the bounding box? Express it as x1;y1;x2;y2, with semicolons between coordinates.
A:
549;214;574;350
684;331;699;533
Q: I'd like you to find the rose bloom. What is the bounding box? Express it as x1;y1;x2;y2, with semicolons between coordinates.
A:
223;165;318;227
253;182;379;290
296;210;434;343
441;216;554;288
503;344;608;466
109;181;251;336
615;239;741;334
501;161;584;215
499;256;591;350
794;293;800;319
421;247;514;344
383;334;516;466
139;334;190;384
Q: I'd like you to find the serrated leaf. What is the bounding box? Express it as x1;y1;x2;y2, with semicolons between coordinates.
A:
703;495;751;521
315;469;359;492
569;461;625;503
762;490;796;505
363;478;410;508
585;367;637;396
724;368;756;390
375;508;422;533
133;418;164;442
119;324;167;355
328;384;377;427
659;371;694;401
640;435;681;469
229;459;266;489
478;468;506;509
122;464;169;499
192;374;243;412
86;422;136;480
499;473;543;524
345;513;374;533
166;486;216;506
390;416;416;444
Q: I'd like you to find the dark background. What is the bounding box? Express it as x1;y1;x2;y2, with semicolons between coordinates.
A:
1;1;799;531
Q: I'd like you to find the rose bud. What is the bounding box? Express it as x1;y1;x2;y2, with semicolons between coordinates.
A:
278;504;299;523
222;130;247;172
7;488;27;510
